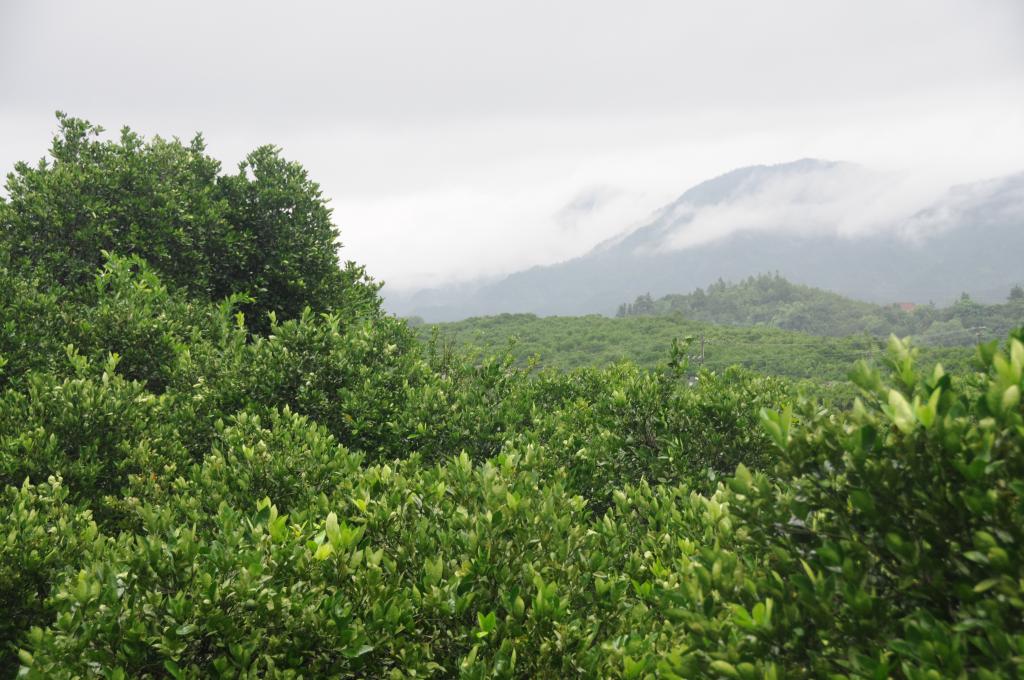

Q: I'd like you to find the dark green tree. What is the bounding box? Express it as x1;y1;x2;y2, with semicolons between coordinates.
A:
1;114;226;295
215;144;381;327
0;113;379;330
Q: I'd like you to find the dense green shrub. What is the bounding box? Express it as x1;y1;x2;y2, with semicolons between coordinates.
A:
215;144;383;328
0;115;227;295
397;347;549;463
0;353;189;529
518;362;790;506
0;266;69;392
0;477;102;671
236;310;426;460
12;447;787;679
129;408;364;524
68;255;212;393
735;334;1024;676
19;453;596;677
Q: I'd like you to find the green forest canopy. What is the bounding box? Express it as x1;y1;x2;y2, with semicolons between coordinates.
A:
420;313;976;388
1;116;1023;678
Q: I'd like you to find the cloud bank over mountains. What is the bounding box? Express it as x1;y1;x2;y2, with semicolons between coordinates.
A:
2;1;1023;292
626;161;955;255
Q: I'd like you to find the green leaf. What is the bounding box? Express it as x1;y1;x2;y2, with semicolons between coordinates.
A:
728;463;753;494
710;660;740;677
345;644;374;659
849;489;876;514
164;660;184;679
973;578;1001;593
885;389;916;433
314;543;334;560
475;610;497;638
623;655;645;679
325;511;340;544
1001;385;1020;413
915;387;941;428
759;406;791;450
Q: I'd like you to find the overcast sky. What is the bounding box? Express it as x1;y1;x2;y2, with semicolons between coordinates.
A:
2;0;1022;292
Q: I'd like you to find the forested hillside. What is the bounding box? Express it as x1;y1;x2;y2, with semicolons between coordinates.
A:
2;117;1024;678
617;274;1024;343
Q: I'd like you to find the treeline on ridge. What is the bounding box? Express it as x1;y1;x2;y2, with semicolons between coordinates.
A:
617;273;1024;344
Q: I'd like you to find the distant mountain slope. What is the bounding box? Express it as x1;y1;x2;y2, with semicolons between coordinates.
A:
389;161;1024;321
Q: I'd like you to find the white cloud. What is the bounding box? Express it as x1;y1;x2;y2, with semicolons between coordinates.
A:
652;163;953;253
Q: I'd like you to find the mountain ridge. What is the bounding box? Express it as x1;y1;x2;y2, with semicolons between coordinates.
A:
386;160;1024;321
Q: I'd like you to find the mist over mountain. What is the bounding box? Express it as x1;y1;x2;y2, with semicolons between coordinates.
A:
386;160;1024;321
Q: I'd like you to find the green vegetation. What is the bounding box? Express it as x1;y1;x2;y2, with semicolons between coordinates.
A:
0;113;380;331
618;273;1024;344
2;117;1024;677
422;313;975;386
